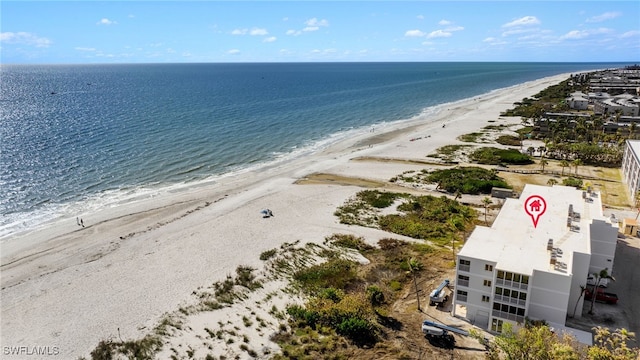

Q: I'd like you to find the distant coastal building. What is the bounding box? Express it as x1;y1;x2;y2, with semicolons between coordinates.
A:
567;91;589;110
452;184;618;344
622;140;640;205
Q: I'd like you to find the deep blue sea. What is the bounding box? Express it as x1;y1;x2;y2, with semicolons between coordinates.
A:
0;62;630;238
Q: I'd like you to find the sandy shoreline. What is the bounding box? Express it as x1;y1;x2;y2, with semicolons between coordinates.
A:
1;73;570;359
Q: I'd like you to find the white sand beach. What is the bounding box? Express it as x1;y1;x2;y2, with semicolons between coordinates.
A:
0;74;569;359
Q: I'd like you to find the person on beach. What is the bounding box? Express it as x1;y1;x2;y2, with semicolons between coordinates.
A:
81;218;84;227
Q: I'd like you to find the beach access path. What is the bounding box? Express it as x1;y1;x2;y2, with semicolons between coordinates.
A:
0;73;569;359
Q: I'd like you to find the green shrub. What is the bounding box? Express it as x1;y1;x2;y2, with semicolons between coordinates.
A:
336;316;376;345
562;177;583;188
471;147;533;165
293;258;358;292
324;234;373;251
366;286;385;306
496;135;522;146
260;248;277;261
318;287;344;303
426;166;510;194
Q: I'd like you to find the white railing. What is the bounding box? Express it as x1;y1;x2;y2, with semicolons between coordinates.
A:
494;294;526;307
496;278;529;290
492;309;525;324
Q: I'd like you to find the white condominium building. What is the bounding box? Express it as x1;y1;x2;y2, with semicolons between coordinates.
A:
622;140;640;205
452;184;618;335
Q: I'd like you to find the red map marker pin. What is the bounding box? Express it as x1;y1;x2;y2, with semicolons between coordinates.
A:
524;195;547;228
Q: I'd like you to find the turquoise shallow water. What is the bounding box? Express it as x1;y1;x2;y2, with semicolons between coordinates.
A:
0;62;628;237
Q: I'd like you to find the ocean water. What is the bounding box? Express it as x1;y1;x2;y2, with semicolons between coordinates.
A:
0;62;628;238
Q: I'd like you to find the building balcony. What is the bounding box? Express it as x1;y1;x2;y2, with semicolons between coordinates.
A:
457;279;469;287
457;294;468;302
496;278;529;290
494;294;527;307
492;309;525;324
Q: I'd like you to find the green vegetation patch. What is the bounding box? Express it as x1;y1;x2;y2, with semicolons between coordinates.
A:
293;258;359;292
471;147;533;165
378;195;475;244
457;132;484;143
429;144;472;162
426;166;510;195
495;135;522;146
324;233;374;252
562;177;583;188
334;190;408;226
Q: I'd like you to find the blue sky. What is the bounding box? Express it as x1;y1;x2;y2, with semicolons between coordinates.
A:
1;1;639;64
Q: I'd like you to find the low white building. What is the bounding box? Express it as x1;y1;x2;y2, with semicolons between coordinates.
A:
622;140;640;205
452;184;618;339
567;91;589;110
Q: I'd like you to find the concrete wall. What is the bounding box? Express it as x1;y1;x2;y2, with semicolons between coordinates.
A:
528;270;572;324
589;219;618;274
568;251;591;319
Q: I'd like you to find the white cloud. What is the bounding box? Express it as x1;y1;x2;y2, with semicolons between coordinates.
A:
227;49;240;55
232;28;268;36
438;19;452;26
427;30;452;39
560;27;613;40
445;26;464;32
250;28;268;36
502;28;536;37
502;16;540;28
75;47;96;51
560;30;589;40
282;17;289;22
305;18;329;27
263;36;277;43
417;15;424;20
405;29;426;37
97;18;117;26
0;32;51;47
287;18;329;35
586;12;621;23
621;30;640;38
483;37;508;46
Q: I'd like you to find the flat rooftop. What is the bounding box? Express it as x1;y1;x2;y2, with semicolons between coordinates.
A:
459;184;614;276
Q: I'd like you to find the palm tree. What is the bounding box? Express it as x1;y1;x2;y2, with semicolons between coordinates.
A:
547;178;558;186
560;160;570;176
407;257;424;311
572;159;583;175
572;285;586;318
539;158;549;173
482;197;492;225
588;268;615;315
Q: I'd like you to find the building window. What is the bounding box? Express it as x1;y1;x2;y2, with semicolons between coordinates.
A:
497;270;505;279
458;275;470;287
483;280;492;287
492;319;504;333
482;295;490;302
457;290;468;302
459;259;471;272
485;264;494;271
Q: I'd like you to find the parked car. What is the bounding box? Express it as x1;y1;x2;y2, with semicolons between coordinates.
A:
585;287;618;304
587;275;609;287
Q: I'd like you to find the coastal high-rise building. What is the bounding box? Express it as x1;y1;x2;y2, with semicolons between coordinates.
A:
452;184;618;342
622;140;640;205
